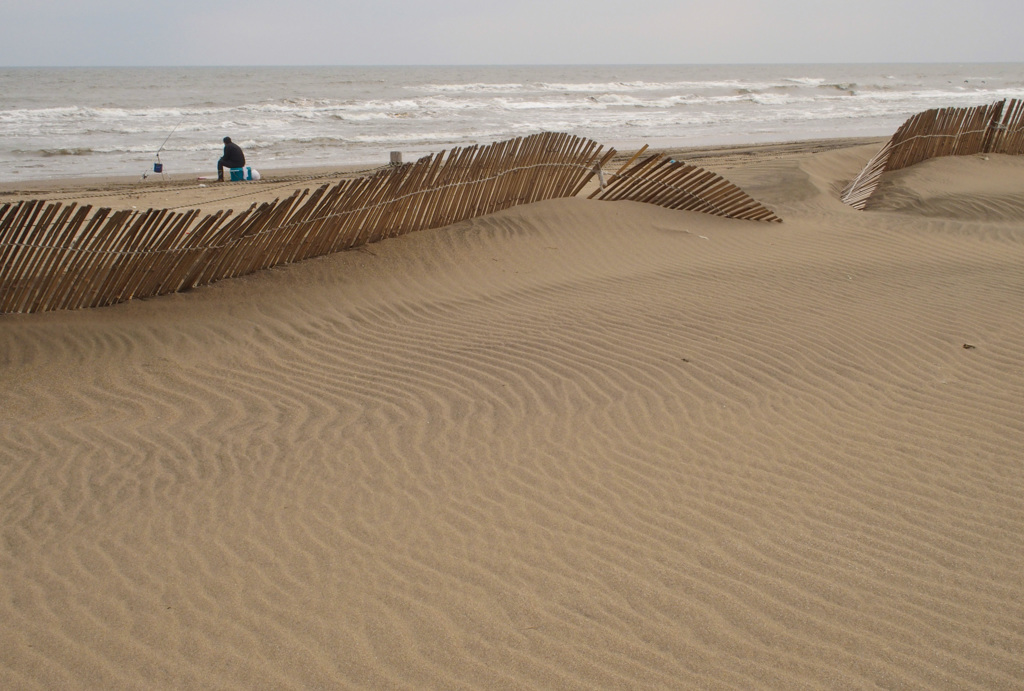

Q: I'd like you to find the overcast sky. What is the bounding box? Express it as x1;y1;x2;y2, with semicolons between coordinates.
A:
1;0;1022;66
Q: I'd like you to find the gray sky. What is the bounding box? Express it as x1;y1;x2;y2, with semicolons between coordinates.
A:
2;0;1022;66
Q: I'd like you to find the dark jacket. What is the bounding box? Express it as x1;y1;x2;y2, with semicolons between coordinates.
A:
221;141;245;168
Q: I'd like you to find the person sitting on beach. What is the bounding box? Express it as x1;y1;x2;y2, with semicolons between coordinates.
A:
217;137;246;181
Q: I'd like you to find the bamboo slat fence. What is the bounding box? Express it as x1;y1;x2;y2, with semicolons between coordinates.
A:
589;154;782;223
1;133;615;314
841;98;1024;209
1;131;782;315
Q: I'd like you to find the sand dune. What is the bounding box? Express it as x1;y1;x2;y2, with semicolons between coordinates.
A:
867;154;1024;222
2;142;1023;689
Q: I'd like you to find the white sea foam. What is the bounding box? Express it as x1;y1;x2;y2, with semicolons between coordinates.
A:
418;82;526;93
0;64;1020;180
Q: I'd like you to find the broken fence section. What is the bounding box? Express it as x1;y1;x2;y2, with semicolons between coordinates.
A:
589;154;781;223
1;131;782;315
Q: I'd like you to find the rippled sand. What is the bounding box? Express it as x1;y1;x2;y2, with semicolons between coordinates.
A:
2;142;1022;689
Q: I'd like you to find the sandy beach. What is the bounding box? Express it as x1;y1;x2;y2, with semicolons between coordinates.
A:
2;137;1023;689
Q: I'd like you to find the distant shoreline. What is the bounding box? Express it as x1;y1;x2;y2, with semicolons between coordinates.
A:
0;135;885;210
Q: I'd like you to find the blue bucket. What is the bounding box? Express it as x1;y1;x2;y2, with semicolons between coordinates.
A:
229;167;260;181
153;162;163;173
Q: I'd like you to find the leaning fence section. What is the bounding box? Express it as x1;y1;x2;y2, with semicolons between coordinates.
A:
590;154;782;223
0;132;614;314
841;99;1024;209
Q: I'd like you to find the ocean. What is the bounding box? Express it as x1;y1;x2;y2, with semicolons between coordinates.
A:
1;63;1021;182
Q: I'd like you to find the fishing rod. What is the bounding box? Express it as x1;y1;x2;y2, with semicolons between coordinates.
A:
147;117;185;177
